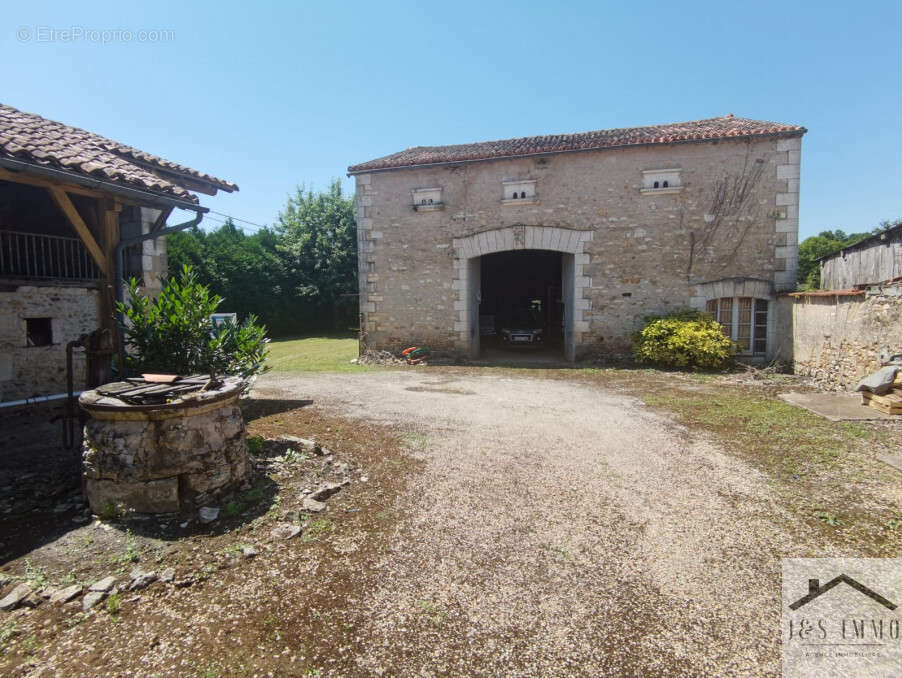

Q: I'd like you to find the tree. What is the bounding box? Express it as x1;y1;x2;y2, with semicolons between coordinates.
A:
276;180;357;329
167;220;295;335
166;183;359;336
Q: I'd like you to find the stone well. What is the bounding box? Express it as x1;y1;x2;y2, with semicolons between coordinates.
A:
80;377;249;514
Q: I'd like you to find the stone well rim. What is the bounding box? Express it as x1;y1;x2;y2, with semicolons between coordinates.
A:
79;376;244;422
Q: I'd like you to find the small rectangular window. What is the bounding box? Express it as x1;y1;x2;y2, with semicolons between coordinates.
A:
640;168;682;193
26;317;53;347
502;179;537;204
411;187;443;211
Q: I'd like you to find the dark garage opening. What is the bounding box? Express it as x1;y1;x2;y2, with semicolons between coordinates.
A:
479;249;563;358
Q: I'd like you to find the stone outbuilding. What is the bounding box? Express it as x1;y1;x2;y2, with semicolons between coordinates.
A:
0;103;237;403
348;115;806;361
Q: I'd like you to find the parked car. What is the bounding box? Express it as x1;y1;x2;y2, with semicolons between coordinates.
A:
500;309;544;346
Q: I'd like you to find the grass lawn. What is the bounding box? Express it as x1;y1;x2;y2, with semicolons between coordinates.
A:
265;335;370;372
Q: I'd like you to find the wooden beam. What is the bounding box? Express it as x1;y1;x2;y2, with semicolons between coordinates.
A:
0;166;108;199
46;186;108;275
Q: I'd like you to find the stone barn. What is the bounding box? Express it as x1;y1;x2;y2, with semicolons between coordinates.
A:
348;115;805;361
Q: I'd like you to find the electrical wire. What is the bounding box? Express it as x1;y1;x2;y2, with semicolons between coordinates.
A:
207;210;268;230
199;212;270;233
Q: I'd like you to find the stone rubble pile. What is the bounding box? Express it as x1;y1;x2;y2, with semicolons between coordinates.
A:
354;350;407;366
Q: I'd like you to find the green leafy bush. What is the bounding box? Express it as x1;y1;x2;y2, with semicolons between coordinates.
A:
632;310;735;370
118;265;269;380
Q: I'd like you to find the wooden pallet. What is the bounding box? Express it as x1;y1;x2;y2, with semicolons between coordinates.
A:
861;388;902;415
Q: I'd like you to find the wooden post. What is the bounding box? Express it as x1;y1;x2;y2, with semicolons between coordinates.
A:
98;198;122;352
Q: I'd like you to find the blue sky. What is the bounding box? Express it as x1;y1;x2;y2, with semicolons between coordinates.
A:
2;0;900;239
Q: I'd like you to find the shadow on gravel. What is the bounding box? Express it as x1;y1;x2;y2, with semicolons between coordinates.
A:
241;398;314;422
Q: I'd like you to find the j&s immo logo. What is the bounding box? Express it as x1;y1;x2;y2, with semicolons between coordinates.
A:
782;558;902;677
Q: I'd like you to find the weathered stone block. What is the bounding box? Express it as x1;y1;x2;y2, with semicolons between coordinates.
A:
777;163;800;180
777;137;801;152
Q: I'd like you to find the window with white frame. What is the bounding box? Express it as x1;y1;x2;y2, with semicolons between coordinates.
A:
706;297;768;355
411;187;443;211
640;168;682;193
502;179;537;204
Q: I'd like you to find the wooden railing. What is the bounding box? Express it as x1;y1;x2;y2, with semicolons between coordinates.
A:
0;229;100;282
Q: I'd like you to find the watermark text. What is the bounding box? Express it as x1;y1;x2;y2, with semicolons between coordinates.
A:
17;26;175;44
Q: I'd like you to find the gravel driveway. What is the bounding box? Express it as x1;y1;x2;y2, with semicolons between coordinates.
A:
254;369;802;676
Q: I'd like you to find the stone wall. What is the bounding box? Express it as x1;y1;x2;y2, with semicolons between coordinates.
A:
790;286;902;390
120;206;168;296
770;295;795;365
0;284;100;401
355;134;800;360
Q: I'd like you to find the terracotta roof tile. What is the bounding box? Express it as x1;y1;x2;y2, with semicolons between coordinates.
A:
348;115;806;174
0;103;238;203
787;289;865;298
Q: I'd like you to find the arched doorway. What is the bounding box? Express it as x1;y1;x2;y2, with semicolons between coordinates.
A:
479;249;564;358
451;226;594;361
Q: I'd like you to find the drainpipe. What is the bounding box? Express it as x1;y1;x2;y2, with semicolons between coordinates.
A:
114;209;205;374
0;391;82;409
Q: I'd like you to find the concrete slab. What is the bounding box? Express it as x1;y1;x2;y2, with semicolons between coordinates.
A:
472;346;569;367
778;391;895;421
879;455;902;474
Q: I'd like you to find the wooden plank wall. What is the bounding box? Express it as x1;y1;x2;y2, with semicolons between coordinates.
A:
821;231;902;289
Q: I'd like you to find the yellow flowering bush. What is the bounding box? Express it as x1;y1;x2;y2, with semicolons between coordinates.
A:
633;310;736;370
